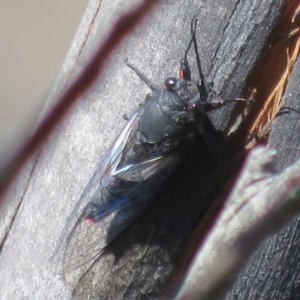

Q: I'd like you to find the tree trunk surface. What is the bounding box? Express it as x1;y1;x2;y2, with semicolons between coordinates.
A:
1;1;300;300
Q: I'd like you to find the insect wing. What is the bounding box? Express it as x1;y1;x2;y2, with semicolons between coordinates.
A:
99;110;142;186
53;111;141;280
56;108;179;285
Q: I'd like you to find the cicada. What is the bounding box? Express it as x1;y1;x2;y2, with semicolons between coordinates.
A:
55;17;243;286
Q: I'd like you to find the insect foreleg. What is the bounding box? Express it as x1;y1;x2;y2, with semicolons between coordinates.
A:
125;58;159;92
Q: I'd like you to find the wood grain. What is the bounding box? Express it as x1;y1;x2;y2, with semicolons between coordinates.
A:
1;0;296;299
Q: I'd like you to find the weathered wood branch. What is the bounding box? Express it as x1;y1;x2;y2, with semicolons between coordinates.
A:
1;1;300;299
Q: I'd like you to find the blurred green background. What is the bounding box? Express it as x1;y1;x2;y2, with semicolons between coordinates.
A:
0;1;88;168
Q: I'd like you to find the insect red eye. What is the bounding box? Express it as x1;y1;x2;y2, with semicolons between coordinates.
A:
165;77;177;90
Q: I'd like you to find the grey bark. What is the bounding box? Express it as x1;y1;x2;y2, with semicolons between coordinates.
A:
0;0;294;299
225;49;300;300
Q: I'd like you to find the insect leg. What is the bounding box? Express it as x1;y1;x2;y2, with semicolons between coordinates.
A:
278;106;300;116
125;58;159;91
179;30;193;81
190;16;208;101
180;16;209;101
203;97;250;111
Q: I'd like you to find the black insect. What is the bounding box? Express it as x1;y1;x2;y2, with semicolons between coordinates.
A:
55;17;243;285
